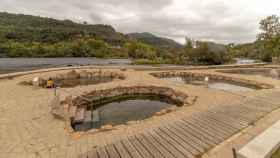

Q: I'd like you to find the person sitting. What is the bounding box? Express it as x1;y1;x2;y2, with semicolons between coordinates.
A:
46;78;55;88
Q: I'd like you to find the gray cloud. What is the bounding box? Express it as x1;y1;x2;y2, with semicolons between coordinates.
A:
0;0;278;44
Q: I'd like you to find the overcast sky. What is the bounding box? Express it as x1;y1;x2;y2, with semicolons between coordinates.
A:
0;0;279;44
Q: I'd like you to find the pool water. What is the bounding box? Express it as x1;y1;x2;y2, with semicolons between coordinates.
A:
219;69;280;80
208;82;254;92
72;96;176;131
162;77;255;92
54;78;114;88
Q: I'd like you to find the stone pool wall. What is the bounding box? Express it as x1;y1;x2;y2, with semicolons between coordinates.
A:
217;68;280;78
217;68;271;74
151;71;274;89
20;69;125;87
52;86;193;132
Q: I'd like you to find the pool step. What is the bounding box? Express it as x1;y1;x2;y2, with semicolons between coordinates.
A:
74;108;86;123
69;105;77;118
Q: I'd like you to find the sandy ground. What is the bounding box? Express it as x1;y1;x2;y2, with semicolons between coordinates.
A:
1;67;280;158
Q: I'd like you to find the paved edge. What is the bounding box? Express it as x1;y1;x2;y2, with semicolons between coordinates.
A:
237;120;280;158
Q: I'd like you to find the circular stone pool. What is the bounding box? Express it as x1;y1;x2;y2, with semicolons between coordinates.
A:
72;95;178;131
57;86;190;132
217;68;280;80
20;69;125;88
151;72;273;92
161;76;256;92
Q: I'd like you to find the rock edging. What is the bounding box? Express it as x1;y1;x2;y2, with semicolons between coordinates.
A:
151;71;274;89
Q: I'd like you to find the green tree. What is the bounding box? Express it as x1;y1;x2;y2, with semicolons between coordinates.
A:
124;41;156;59
257;15;280;58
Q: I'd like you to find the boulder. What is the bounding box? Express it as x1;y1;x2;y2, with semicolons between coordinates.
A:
66;70;80;80
100;124;114;131
155;111;164;116
126;121;139;125
185;96;198;105
270;69;279;78
160;109;168;115
163;89;174;97
166;106;177;113
79;70;89;79
120;67;127;71
55;74;65;80
88;129;99;133
32;77;45;87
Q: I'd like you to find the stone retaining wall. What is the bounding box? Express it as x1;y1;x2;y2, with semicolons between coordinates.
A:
151;71;274;89
20;69;125;87
54;69;125;81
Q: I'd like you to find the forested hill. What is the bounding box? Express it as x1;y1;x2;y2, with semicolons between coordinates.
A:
0;12;126;45
0;12;236;66
127;32;183;49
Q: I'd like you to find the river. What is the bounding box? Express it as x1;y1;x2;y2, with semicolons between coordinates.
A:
0;58;132;74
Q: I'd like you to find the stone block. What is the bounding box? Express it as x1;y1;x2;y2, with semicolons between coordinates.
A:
100;124;114;131
79;70;89;78
66;70;80;80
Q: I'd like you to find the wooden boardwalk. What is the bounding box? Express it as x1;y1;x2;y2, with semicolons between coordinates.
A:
79;91;280;158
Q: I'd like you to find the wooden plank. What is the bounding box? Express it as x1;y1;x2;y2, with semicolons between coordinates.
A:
200;111;240;130
114;141;131;158
163;124;205;153
211;106;253;123
187;116;228;140
190;114;236;137
153;128;195;158
243;101;274;113
193;115;234;139
106;144;121;158
207;109;248;127
148;130;186;158
77;153;88;158
169;122;210;150
178;120;220;145
121;139;142;158
159;127;201;156
128;136;153;158
97;147;109;158
183;118;225;142
173;121;216;147
214;105;251;117
255;95;280;107
230;105;265;119
141;133;176;158
242;103;271;113
87;149;99;158
236;107;267;121
200;113;240;133
135;134;164;157
206;110;247;128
